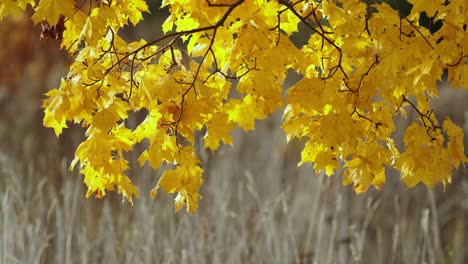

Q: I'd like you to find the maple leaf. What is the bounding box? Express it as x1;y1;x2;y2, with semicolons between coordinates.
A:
138;142;163;169
225;95;261;131
42;85;69;137
124;0;149;26
408;0;444;18
444;119;468;168
204;112;235;150
286;77;327;113
0;0;35;19
32;0;75;25
152;165;203;213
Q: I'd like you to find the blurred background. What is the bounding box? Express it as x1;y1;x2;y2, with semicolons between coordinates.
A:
0;2;467;264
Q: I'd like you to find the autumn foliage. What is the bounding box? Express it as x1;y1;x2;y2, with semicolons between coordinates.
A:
1;0;466;213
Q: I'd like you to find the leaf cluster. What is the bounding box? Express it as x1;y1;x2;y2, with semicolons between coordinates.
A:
1;0;467;212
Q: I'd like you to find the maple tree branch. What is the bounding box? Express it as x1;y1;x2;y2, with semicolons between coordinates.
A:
404;18;434;50
166;26;221;145
351;107;382;129
173;28;221;135
204;49;257;82
24;0;466;209
398;18;416;40
74;0;247;148
351;108;372;122
87;0;93;14
138;36;181;66
357;55;379;91
272;7;286;45
271;0;307;45
104;0;244;75
446;52;465;67
309;2;332;36
400;95;441;139
128;52;137;102
141;0;245;146
277;0;348;80
340;55;380;94
363;0;372;36
76;0;88;10
87;0;244;110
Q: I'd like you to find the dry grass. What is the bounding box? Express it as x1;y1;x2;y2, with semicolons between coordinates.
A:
0;103;467;263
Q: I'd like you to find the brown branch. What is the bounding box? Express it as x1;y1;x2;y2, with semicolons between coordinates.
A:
277;0;348;79
446;52;465;67
357;55;379;91
400;95;441;139
203;49;257;82
404;18;434;50
398;18;415;40
363;0;372;36
338;54;379;95
105;0;244;74
146;0;245;145
351;107;381;129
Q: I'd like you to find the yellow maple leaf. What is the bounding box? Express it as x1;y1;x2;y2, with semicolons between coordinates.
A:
138;142;163;169
0;2;22;19
0;0;35;19
286;77;327;113
32;0;75;25
225;95;260;131
152;165;203;213
204;112;235;150
123;0;149;26
444;119;468;168
42;86;69;137
408;0;444;17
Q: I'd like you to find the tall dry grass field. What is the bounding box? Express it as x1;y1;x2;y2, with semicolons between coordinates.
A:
1;95;467;263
